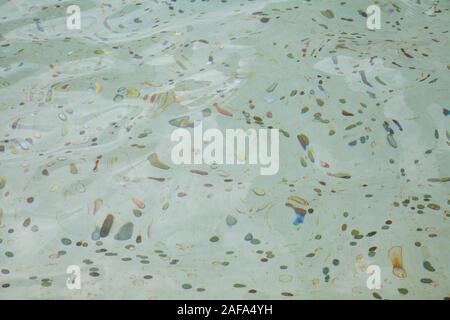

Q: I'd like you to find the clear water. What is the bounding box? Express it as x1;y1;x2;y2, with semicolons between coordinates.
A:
0;0;449;299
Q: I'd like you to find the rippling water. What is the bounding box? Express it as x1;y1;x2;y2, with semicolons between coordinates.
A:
0;0;449;299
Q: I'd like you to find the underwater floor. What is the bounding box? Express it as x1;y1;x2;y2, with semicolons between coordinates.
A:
0;0;449;299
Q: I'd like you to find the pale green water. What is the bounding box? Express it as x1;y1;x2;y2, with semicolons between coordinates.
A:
0;0;449;299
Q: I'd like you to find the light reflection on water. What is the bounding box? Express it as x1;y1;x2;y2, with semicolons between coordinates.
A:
0;0;449;299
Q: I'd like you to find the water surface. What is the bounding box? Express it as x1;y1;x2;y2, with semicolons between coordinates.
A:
0;0;449;299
